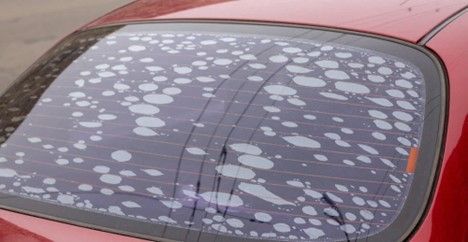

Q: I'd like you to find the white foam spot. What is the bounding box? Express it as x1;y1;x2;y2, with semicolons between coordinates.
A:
122;201;141;208
153;76;168;82
57;194;74;205
79;122;102;128
249;63;266;69
213;58;232;66
335;184;349;192
200;39;217;45
340;224;356;234
100;174;122;184
368;110;387;119
395;79;413;89
392;111;413;122
303;227;325;240
142;169;164;177
397;100;416;110
143;94;174;105
238;155;273;169
23;186;45;194
335;52;352;58
133;127;157;136
358;144;379;155
147;186;164;195
380;158;396;168
145;66;164;72
325;192;343;203
113;83;130;91
398;137;412;146
368;56;385;64
286;65;311;74
263;106;281;113
325;70;349;80
372;131;386;140
135;116;165;128
273;223;291;233
120;170;136;177
325;132;341;140
111;150;132;162
264;85;297;96
93;165;109;174
173;66;192;74
315;60;339;68
138;83;158;92
335;81;370;94
128;45;145;52
186;147;207;155
215;164;256;179
366;97;393;107
283;136;321;149
352;196;366;206
98;114;117;121
78;184;93;191
200;192;243;207
378;67;393;75
386;89;405;98
283;47;301;53
320;92;348;101
238;182;294;206
98;71;116;78
304;189;323;199
282;121;298;128
129;104;159;115
395;122;411;132
302;205;317;215
368;75;385;83
226;218;244;228
293;76;326;87
161;200;182;209
248;76;263;82
287;98;306;106
286;180;305;188
69;92;86;98
240;54;256;60
174;78;192;84
196;76;216;83
28;137;42;143
159;216;176;224
229;143;262;155
254;212;272;222
269;55;288;63
360;210;374;220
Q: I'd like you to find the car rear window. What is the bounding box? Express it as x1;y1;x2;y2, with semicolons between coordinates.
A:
0;23;444;241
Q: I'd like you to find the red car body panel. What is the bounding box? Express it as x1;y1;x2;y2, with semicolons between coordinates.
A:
411;12;468;242
0;209;146;242
1;0;467;241
84;0;468;43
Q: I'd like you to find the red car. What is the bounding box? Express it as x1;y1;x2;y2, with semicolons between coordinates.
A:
0;1;466;241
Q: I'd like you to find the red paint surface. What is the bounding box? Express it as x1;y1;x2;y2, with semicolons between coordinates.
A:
84;0;468;43
0;209;147;241
411;13;468;242
1;1;467;241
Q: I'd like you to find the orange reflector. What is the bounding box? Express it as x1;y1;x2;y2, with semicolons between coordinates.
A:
406;147;419;173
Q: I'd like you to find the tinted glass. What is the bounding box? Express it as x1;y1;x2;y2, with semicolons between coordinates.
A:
0;23;443;241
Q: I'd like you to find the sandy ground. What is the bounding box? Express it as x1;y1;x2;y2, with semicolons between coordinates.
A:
0;0;132;90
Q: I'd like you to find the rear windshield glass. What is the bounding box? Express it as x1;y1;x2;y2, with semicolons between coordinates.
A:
0;23;443;241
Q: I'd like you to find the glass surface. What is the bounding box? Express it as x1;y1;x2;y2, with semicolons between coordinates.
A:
0;23;442;241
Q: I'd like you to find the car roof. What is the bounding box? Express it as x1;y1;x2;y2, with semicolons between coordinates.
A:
83;0;468;43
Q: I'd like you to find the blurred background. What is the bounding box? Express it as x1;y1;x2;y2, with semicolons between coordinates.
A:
0;0;131;90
